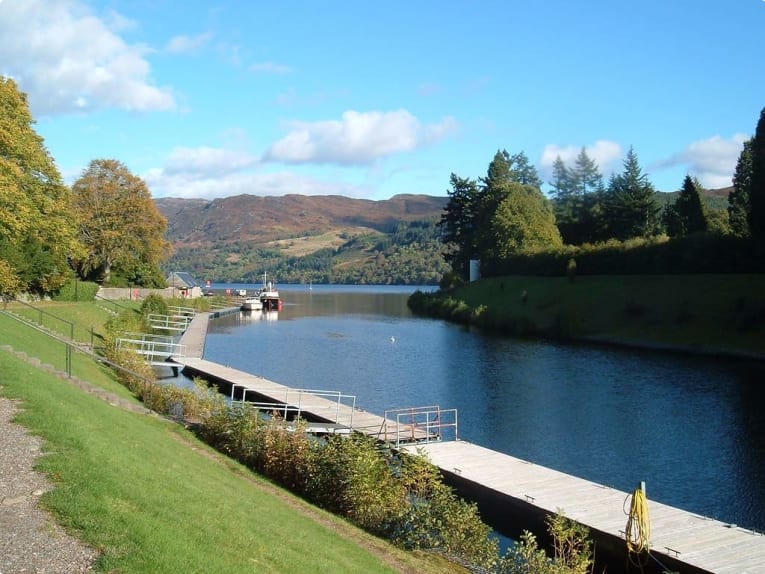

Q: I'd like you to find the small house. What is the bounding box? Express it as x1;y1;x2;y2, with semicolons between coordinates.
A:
166;272;203;299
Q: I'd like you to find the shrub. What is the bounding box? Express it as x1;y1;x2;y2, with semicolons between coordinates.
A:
53;280;100;301
140;293;169;319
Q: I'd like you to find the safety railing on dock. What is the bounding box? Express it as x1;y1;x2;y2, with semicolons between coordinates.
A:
229;384;357;428
167;305;196;318
146;313;193;332
381;406;458;447
116;337;186;365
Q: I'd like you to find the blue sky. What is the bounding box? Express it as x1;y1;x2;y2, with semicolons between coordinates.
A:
2;0;763;200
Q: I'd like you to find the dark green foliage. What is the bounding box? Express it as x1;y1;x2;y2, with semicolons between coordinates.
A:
748;108;765;238
601;147;660;240
53;280;100;301
481;234;764;277
550;150;606;245
440;174;481;278
729;138;753;236
664;175;708;237
140;293;169;318
441;149;548;276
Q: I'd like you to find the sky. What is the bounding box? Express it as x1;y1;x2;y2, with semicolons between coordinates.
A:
1;0;763;200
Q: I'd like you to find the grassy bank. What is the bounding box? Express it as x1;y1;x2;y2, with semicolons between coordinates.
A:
0;307;463;573
411;274;765;357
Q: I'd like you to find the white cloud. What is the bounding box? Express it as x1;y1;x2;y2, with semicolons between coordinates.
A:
540;140;623;177
166;32;213;54
0;0;175;115
164;146;258;176
144;144;374;199
144;167;370;200
655;134;748;189
263;109;458;165
249;61;293;74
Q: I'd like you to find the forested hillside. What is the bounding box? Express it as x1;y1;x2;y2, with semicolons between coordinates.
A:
156;194;450;284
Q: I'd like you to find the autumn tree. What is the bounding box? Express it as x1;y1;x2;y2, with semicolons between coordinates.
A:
728;139;752;237
0;77;81;295
664;175;708;237
71;159;170;286
601;147;660;240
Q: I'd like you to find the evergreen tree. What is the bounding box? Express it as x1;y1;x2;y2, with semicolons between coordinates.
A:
602;147;660;240
748;107;765;238
571;147;603;195
476;150;515;259
664;175;707;237
550;156;575;200
508;150;543;189
729;138;752;237
439;173;480;278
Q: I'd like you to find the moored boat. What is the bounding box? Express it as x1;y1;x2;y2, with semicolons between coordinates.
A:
259;272;282;311
241;295;263;311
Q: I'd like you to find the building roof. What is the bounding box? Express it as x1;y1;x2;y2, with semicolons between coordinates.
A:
167;272;200;288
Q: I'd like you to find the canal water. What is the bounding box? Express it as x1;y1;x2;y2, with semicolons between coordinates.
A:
195;284;765;533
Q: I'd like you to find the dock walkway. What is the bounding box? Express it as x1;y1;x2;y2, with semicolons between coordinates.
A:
401;441;765;574
172;357;436;443
175;307;765;573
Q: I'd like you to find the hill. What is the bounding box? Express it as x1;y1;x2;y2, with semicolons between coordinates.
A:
155;194;450;285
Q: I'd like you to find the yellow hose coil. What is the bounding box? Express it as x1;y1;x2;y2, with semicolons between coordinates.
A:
625;486;651;554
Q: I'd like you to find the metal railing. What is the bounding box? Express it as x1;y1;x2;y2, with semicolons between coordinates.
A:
146;313;192;332
381;406;458;447
2;298;75;341
116;337;186;365
228;384;357;428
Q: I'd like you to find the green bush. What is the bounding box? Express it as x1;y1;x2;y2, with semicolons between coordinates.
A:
53;280;100;301
140;293;169;319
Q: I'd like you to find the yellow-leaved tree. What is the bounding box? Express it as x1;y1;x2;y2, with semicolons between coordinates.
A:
0;77;81;295
71;159;170;287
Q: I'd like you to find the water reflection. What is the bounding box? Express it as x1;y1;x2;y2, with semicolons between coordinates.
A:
200;286;765;531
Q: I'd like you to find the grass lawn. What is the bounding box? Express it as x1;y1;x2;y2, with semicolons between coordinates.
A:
453;274;765;356
0;302;465;573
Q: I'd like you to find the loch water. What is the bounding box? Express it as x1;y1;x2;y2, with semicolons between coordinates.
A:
195;284;765;532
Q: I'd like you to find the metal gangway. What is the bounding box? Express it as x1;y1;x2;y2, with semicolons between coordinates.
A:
116;335;186;366
380;406;458;447
228;383;357;430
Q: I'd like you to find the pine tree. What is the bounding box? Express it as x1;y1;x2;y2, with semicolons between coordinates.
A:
665;175;707;237
729;138;752;237
571;147;603;195
439;173;480;277
602;147;660;240
508;150;543;189
748;108;765;238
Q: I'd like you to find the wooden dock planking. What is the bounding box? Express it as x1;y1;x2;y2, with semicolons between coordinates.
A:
174;309;765;572
171;357;432;442
401;441;765;574
177;312;210;359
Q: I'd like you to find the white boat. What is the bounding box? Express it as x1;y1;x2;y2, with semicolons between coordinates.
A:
259;272;282;311
241;296;263;311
